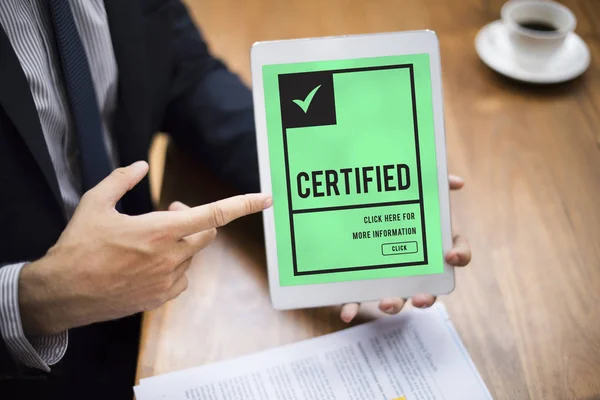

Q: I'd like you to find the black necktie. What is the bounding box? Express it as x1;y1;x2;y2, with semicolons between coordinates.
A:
48;0;113;192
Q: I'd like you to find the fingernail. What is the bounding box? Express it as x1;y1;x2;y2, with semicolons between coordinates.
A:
447;253;459;264
131;160;147;171
384;305;394;313
263;196;273;208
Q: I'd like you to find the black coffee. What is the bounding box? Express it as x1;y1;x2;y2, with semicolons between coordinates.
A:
518;20;558;32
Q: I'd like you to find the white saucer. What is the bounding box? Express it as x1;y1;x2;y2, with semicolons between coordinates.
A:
475;20;591;84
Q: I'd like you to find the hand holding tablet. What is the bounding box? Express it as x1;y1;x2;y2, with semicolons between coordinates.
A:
340;175;471;323
250;30;471;313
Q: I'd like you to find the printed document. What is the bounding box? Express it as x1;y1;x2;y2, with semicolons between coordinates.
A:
134;303;492;400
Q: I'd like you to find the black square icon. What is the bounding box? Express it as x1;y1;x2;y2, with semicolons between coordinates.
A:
278;71;337;130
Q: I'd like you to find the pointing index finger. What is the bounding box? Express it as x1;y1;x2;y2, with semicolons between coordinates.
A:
168;193;272;237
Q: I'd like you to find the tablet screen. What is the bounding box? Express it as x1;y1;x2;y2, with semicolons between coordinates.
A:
262;54;444;286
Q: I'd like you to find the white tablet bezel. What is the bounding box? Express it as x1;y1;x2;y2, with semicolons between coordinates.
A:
250;30;454;310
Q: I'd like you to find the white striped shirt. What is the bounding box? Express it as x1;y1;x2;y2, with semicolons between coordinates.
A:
0;0;118;372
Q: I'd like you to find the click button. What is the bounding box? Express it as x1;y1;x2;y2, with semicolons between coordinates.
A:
382;241;418;256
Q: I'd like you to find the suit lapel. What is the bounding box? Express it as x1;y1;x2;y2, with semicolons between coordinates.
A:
104;0;152;161
0;26;63;210
104;0;154;214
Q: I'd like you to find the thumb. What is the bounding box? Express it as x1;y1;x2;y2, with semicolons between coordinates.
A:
88;161;149;207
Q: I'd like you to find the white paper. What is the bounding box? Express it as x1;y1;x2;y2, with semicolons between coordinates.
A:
135;303;492;400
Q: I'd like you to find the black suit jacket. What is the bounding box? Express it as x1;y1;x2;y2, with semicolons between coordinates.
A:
0;0;259;393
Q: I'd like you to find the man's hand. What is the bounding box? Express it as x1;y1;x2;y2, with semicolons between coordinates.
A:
18;161;272;336
340;174;471;323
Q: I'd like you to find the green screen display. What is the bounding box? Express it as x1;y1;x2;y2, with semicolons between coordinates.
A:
262;54;443;286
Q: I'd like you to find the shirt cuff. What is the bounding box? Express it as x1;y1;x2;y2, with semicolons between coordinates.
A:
0;263;68;372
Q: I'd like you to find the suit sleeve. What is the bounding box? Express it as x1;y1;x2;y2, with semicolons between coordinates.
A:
160;0;260;194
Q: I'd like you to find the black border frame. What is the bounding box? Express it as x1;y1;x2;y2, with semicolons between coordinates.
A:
278;64;428;276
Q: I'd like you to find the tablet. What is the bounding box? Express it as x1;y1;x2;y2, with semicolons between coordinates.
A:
250;30;454;310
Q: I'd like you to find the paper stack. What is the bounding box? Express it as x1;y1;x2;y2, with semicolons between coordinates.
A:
135;303;492;400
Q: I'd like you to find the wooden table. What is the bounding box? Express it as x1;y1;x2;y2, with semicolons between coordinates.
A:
138;1;600;398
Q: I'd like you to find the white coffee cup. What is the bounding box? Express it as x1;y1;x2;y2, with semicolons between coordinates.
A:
501;0;577;59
